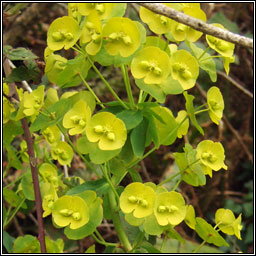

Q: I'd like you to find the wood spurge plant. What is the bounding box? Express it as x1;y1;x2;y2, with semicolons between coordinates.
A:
4;3;250;254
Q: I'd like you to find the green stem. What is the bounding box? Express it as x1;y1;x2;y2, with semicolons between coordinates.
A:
91;233;118;247
121;64;136;109
147;95;153;102
201;55;223;62
130;232;145;253
194;103;208;112
198;47;210;60
160;233;168;252
71;46;84;56
171;177;182;191
4;173;25;189
78;73;105;109
194;108;209;115
108;189;132;252
101;163;119;201
87;56;129;110
193;240;207;253
159;171;182;186
164;39;170;51
140;91;148;103
4;198;26;228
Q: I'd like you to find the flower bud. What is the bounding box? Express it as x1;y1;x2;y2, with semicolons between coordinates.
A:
52;31;64;41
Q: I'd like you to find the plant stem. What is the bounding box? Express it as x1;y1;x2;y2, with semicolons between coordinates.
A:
193;240;207;253
91;232;118;247
130;232;145;253
121;64;136;109
78;73;105;109
87;56;129;110
3;198;25;228
160;233;168;252
159;171;182;186
21;118;46;253
194;108;209;115
108;189;132;252
101;163;119;201
198;47;210;60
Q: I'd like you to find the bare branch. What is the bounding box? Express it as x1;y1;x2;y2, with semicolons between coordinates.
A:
138;3;253;49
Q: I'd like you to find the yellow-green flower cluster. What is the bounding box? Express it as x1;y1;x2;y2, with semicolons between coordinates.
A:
120;182;187;230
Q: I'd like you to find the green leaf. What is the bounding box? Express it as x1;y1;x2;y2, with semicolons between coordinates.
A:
3;120;23;146
116;109;143;130
195;217;229;247
145;114;159;148
243;202;253;218
85;244;95;253
119;134;136;165
145;36;171;55
111;3;127;17
3;231;15;253
109;158;127;178
128;168;142;183
186;41;217;82
143;214;166;236
5;66;31;83
135;78;166;103
66;178;109;196
3;188;27;209
77;135;121;164
21;171;35;201
167;226;185;244
64;196;103;239
161;75;184;95
12;235;41;253
183;91;204;135
3;45;38;61
141;241;161;253
5;144;22;170
130;118;148;157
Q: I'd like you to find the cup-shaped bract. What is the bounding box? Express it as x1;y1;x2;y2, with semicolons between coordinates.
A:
185;205;196;230
3;96;15;124
63;100;91;136
207;86;224;125
170;7;207;42
102;17;141;57
77;3;114;20
51;141;73;166
131;46;171;85
139;5;173;35
42;125;61;145
196;140;227;171
215;208;243;240
68;3;82;22
206;23;235;58
170;50;199;90
120;182;156;218
85;112;127;151
47;16;81;51
52;195;89;229
39;163;58;186
80;11;102;55
176;110;189;138
41;183;58;218
154;191;186;226
23;85;45;118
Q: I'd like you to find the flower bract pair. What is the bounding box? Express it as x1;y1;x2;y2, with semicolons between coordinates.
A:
63;100;92;136
42;125;61;145
52;195;89;229
51;141;73;166
207;86;224;125
120;182;186;227
131;46;171;85
102;17;141;57
196;140;227;177
215;208;243;240
47;16;81;51
85;112;127;151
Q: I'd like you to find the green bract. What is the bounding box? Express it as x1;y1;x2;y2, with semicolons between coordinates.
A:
170;50;199;90
196;140;227;171
42;125;61;145
47;16;81;51
77;3;114;20
51;141;73;166
3;96;15;124
85;112;127;151
102;17;141;57
80;11;102;55
207;86;224;125
41;183;58;218
139;5;173;34
170;7;206;42
206;23;235;57
131;46;171;85
39;163;58;186
52;195;89;229
176;110;189;138
120;182;156;218
68;3;82;22
215;208;243;240
63;100;91;136
154;191;186;226
185;205;196;230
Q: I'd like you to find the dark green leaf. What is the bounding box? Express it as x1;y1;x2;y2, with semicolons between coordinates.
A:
141;241;161;253
3;188;27;209
3;46;38;61
3;231;15;253
117;109;143;130
128;168;142;183
130;118;148;157
184;91;204;135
